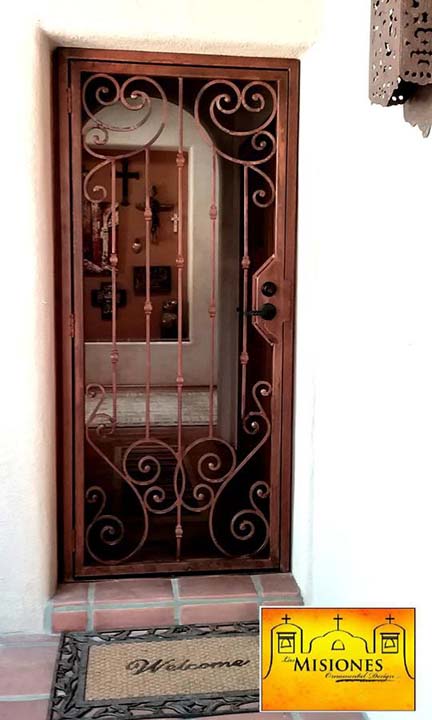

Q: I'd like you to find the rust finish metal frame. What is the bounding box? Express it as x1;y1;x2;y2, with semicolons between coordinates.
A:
54;47;299;581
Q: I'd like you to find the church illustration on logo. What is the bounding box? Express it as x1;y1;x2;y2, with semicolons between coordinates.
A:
263;610;414;681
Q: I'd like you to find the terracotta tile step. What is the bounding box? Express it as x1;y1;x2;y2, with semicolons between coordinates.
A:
47;572;302;633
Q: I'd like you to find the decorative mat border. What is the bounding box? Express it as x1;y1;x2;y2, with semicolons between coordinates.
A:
47;621;259;719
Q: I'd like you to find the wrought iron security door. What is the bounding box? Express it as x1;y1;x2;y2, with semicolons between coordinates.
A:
57;50;299;578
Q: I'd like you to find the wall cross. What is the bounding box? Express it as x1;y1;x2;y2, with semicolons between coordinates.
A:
116;159;140;206
91;282;127;320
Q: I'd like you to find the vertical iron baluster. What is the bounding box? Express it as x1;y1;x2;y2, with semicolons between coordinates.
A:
208;147;217;436
240;165;250;418
144;149;152;439
110;160;119;424
175;78;185;559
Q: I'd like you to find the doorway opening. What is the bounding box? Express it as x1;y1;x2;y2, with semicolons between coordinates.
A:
55;49;299;579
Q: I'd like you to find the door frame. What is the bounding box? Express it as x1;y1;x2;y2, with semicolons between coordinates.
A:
54;47;299;581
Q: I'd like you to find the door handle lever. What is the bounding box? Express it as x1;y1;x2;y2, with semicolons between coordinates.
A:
238;303;277;321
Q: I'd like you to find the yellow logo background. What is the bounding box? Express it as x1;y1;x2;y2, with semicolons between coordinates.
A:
260;607;415;712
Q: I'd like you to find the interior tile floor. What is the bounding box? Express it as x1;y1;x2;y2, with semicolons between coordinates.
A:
86;386;218;426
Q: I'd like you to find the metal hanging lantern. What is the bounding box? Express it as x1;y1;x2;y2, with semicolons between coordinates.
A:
370;0;432;135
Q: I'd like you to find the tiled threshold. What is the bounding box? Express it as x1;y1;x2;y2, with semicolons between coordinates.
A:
45;572;303;633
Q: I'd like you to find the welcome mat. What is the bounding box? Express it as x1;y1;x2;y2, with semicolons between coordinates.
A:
48;622;259;719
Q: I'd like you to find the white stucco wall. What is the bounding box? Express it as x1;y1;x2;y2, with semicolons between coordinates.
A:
293;3;432;720
0;0;322;634
37;0;323;57
0;21;56;632
1;3;431;718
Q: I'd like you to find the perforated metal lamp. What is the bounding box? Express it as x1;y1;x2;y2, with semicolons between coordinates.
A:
370;0;432;134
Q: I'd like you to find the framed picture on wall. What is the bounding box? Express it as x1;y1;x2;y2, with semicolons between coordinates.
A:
133;266;172;295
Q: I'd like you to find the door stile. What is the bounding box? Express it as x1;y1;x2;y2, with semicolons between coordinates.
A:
279;63;300;572
70;62;87;574
56;52;75;580
269;74;289;565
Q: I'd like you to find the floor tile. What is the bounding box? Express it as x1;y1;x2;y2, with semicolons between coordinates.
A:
0;645;58;696
258;573;301;597
94;578;173;604
177;574;256;599
0;700;49;720
93;606;175;630
51;610;87;633
180;602;258;624
51;583;88;606
0;634;57;646
259;599;302;608
86;388;217;426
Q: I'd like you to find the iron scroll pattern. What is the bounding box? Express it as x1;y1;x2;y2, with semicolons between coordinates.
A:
86;381;272;563
48;622;259;719
82;73;168;203
193;79;277;206
82;74;277;564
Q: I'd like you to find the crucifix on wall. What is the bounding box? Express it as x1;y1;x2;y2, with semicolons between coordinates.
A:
116;159;140;206
91;282;127;320
136;185;175;243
